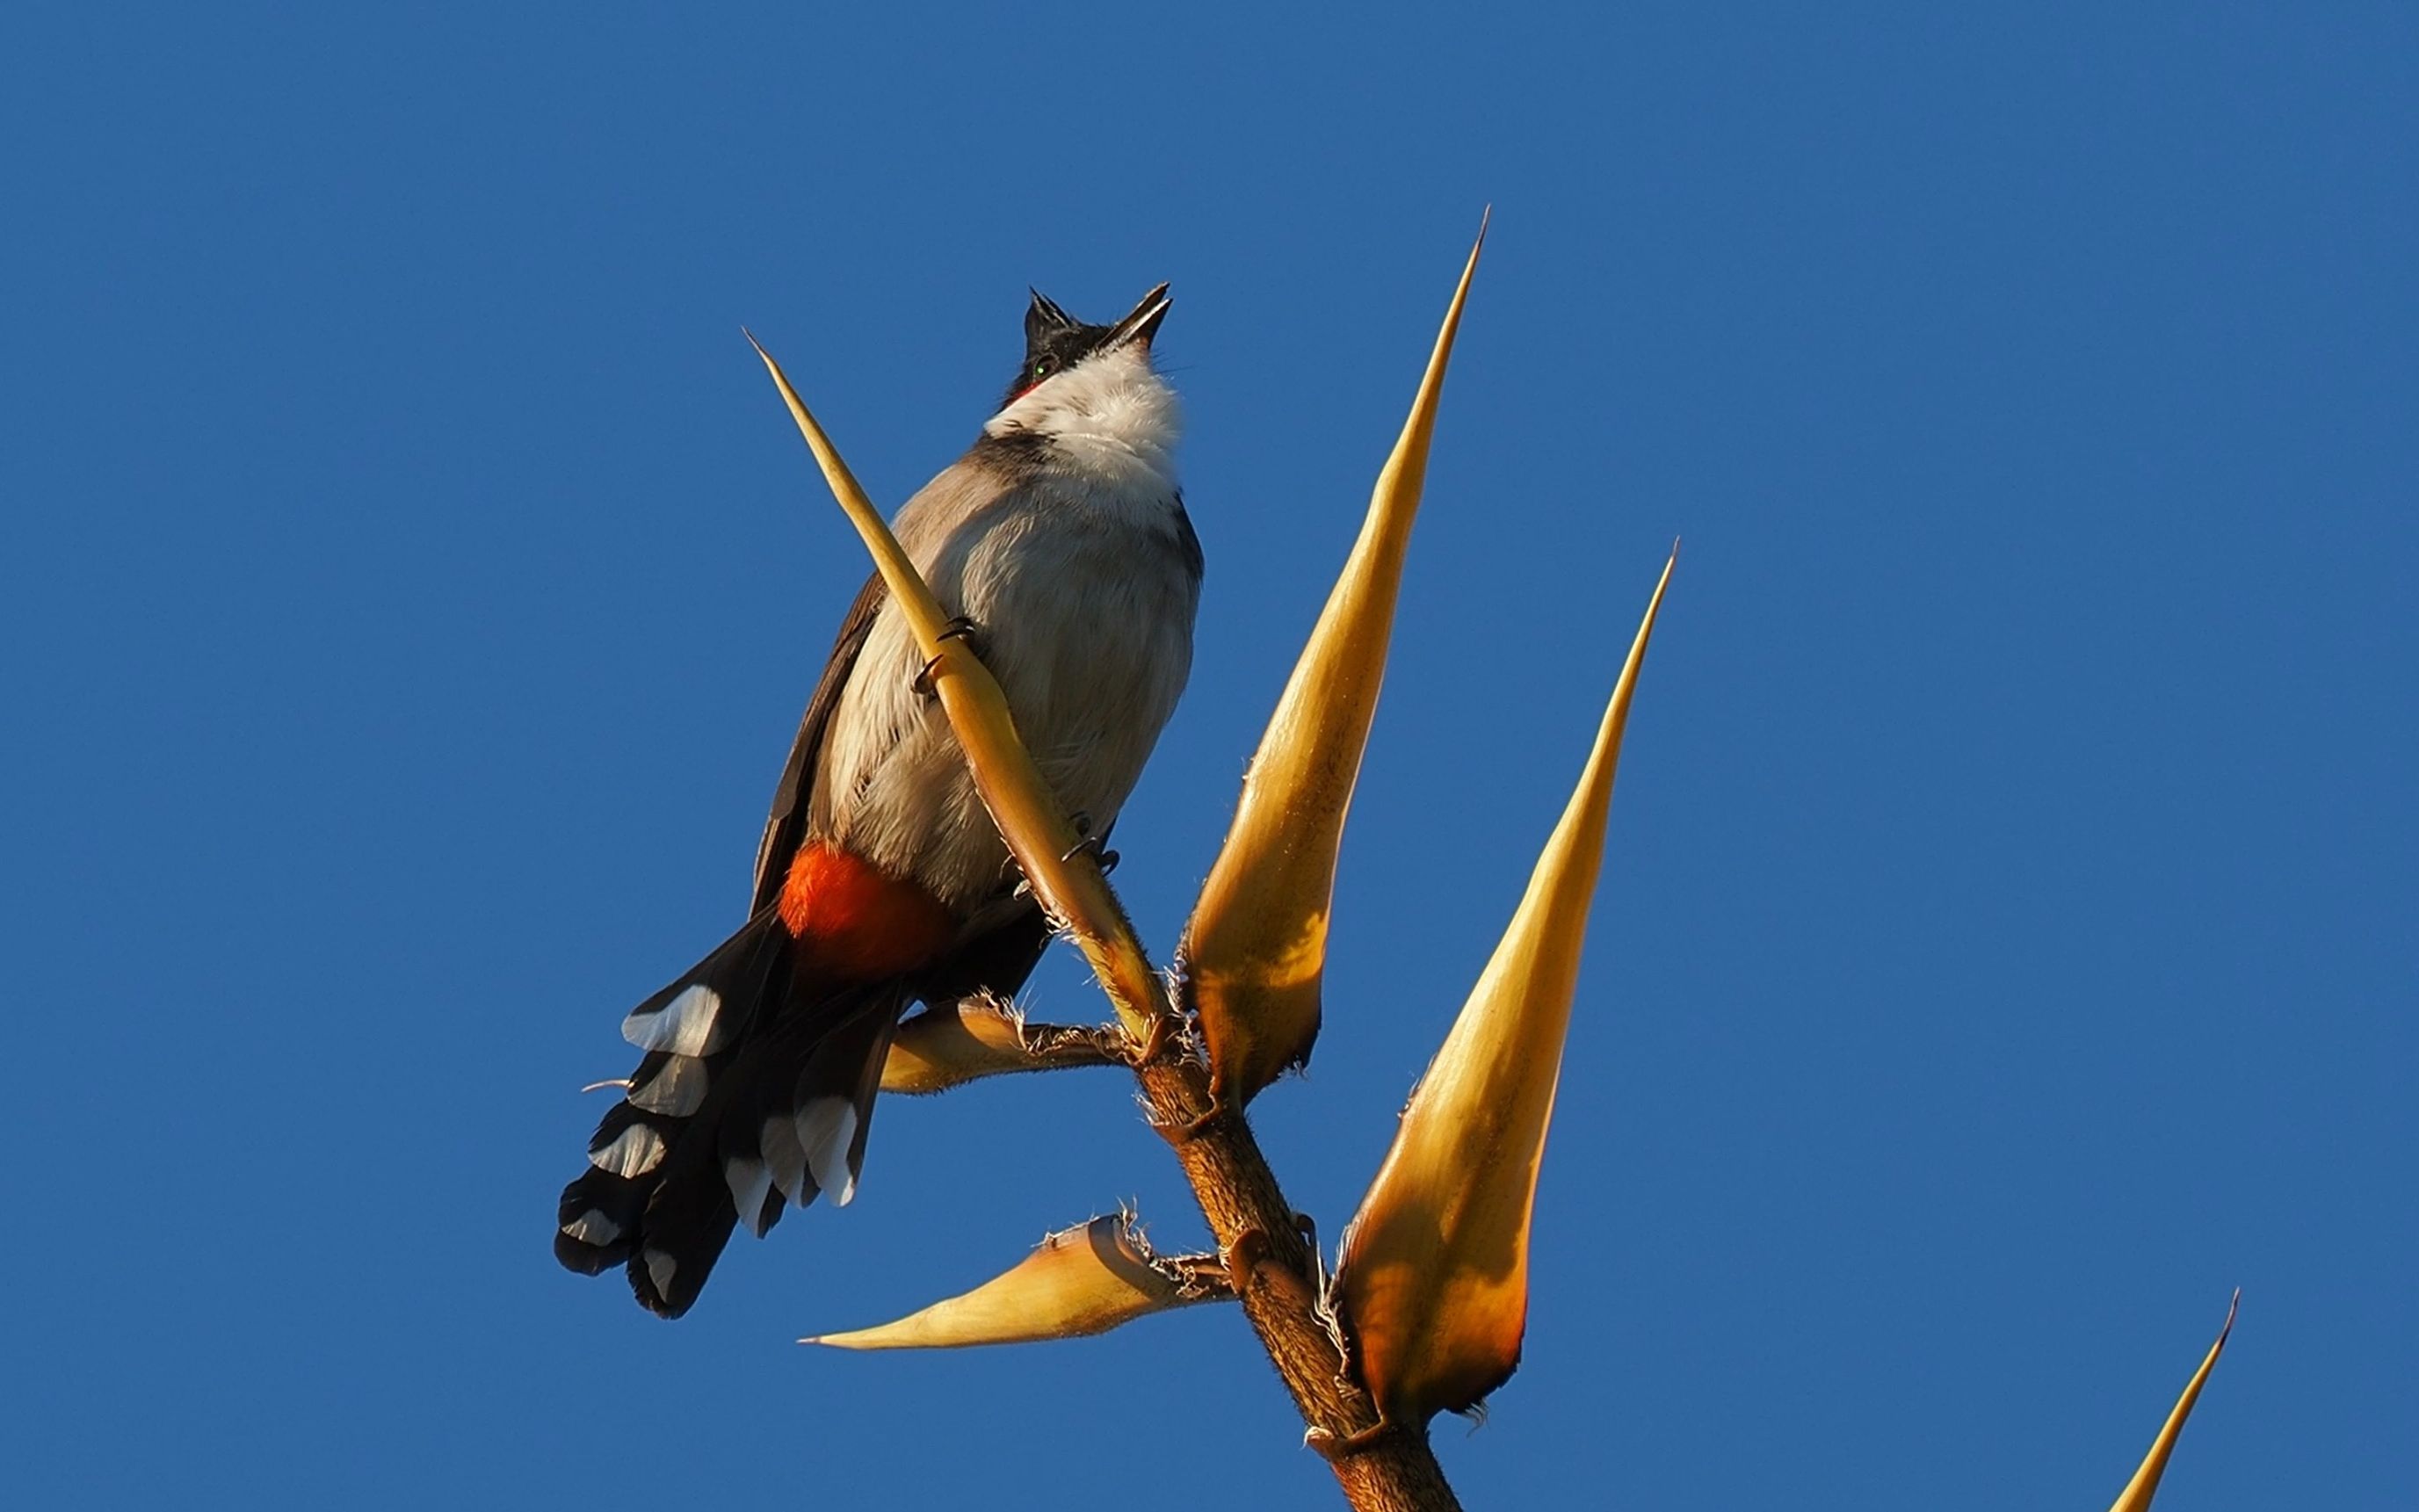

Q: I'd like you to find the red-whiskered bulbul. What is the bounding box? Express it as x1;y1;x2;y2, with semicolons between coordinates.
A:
555;285;1200;1317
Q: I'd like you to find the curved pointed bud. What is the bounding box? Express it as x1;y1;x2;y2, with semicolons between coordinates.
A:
880;996;1119;1096
1332;553;1674;1425
747;336;1172;1046
1178;213;1489;1107
2106;1291;2239;1512
803;1213;1232;1350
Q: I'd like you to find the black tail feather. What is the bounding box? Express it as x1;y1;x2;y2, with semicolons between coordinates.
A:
555;908;919;1317
621;986;897;1316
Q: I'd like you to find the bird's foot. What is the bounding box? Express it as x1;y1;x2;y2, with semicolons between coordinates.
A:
910;616;984;698
1059;811;1117;873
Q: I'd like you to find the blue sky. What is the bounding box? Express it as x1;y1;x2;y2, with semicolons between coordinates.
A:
4;4;2412;1508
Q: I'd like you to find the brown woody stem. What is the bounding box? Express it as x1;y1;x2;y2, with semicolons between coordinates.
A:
1135;1056;1463;1511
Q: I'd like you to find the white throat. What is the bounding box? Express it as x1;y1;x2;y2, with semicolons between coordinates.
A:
983;344;1182;496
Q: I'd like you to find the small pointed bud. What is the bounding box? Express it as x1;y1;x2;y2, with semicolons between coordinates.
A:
2105;1292;2239;1512
1179;213;1488;1107
748;336;1172;1045
879;997;1117;1096
1333;553;1674;1425
803;1213;1231;1351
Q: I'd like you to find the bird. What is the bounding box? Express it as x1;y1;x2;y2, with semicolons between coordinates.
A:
554;284;1202;1317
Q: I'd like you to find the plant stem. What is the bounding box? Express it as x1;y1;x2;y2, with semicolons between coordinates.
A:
1135;1060;1465;1512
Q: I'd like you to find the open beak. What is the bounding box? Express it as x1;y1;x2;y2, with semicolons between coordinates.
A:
1104;282;1173;351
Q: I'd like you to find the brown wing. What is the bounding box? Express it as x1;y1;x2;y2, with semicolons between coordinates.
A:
750;571;887;915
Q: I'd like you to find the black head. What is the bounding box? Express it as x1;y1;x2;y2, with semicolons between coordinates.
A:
1000;283;1172;410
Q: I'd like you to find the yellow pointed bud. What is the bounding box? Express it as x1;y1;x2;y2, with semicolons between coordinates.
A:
747;335;1173;1045
803;1214;1230;1350
1178;214;1488;1107
880;997;1117;1096
2106;1292;2238;1512
1332;553;1674;1424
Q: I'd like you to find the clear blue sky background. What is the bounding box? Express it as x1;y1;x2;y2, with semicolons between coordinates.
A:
4;4;2411;1508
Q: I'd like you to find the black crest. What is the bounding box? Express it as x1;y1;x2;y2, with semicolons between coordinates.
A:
1024;290;1083;348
